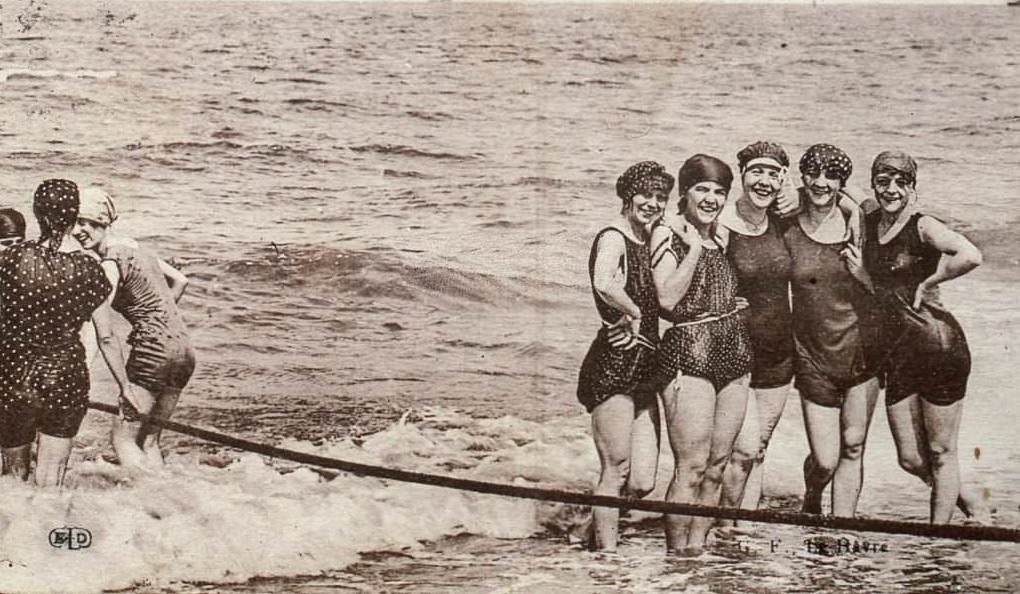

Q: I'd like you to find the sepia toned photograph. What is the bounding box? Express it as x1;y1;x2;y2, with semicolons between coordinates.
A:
0;0;1017;592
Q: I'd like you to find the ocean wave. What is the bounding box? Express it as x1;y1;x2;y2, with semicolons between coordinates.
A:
213;246;576;309
0;69;118;83
348;143;478;162
0;409;594;593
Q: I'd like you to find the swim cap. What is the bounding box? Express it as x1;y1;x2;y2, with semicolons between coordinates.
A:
79;187;118;227
0;208;26;238
799;144;853;182
737;141;789;171
33;179;79;253
677;154;733;196
871;151;918;186
616;161;675;202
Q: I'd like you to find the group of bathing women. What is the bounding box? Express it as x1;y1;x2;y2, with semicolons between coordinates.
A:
578;142;983;554
0;179;194;487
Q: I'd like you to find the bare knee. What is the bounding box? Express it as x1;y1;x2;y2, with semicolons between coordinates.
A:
626;474;656;499
840;428;869;461
809;453;838;480
597;457;631;494
927;442;956;471
702;454;731;486
674;460;707;491
897;454;927;477
729;446;759;474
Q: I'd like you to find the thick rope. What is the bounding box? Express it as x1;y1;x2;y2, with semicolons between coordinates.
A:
87;401;1020;543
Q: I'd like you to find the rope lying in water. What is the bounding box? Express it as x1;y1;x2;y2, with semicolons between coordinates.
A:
87;400;1020;544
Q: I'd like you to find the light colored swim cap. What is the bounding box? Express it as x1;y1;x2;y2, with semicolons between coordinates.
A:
78;187;118;227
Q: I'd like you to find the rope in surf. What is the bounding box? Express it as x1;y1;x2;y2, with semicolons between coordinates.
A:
86;400;1020;544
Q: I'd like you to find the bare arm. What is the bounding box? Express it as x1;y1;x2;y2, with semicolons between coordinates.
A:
591;230;642;321
650;224;702;311
92;261;153;414
915;216;982;307
159;259;189;303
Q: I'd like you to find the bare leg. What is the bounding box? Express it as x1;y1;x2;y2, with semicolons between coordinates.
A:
140;388;183;466
722;384;790;520
800;396;840;514
887;394;980;518
591;394;637;551
626;396;661;499
921;398;965;524
831;377;879;517
720;388;758;522
661;375;716;554
35;434;74;488
2;444;32;481
686;377;749;549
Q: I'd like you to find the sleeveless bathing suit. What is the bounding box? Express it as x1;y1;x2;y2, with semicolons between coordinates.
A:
784;216;877;407
864;212;970;405
727;213;794;389
0;242;112;446
577;228;660;413
106;242;196;417
654;233;752;392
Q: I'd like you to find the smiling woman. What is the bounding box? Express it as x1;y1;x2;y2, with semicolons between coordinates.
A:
576;161;673;551
650;154;752;555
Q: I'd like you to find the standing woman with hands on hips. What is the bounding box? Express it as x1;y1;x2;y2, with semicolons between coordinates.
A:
860;151;983;523
577;161;673;551
651;154;752;554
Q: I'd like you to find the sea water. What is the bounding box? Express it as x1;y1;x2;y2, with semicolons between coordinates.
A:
0;1;1017;592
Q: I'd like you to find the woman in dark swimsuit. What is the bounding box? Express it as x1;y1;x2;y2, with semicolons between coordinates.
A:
861;151;982;523
651;155;752;554
0;180;111;486
577;161;672;551
717;142;796;516
73;187;195;469
785;144;880;518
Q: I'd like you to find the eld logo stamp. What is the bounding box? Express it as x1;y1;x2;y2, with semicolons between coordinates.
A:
48;527;92;551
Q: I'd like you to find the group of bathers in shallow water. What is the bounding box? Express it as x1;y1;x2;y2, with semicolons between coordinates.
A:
579;142;983;555
0;180;194;488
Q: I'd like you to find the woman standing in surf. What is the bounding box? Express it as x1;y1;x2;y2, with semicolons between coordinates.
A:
784;144;880;517
0;180;112;486
716;142;797;516
860;151;982;523
651;154;751;554
577;161;672;551
73;187;195;469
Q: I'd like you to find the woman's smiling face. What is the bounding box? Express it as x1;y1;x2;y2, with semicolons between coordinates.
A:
627;190;669;227
873;171;914;215
683;181;728;225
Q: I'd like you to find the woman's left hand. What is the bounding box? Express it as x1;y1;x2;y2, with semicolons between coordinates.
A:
912;281;937;310
841;243;870;286
772;170;800;218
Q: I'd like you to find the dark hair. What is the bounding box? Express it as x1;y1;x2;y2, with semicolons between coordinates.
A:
0;208;26;238
676;154;733;213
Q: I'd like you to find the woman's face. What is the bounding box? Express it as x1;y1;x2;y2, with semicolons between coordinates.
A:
683;181;727;225
801;170;843;207
73;218;108;251
627;190;669;227
741;163;784;209
873;172;914;216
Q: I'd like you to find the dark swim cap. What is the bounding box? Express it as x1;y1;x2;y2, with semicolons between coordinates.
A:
677;154;733;196
799;143;853;182
871;151;918;186
737;141;789;171
616;161;675;202
33;179;80;252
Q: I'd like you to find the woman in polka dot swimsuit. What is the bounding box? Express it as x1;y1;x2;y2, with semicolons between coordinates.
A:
650;155;752;554
73;188;195;469
0;180;112;487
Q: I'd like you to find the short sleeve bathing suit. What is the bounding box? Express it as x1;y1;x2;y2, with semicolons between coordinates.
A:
0;242;112;447
863;212;970;405
577;228;660;413
784;214;877;408
726;213;794;390
654;234;752;392
106;241;196;418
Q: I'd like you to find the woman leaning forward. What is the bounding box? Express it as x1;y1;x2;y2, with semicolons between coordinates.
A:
577;161;672;551
651;155;752;554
